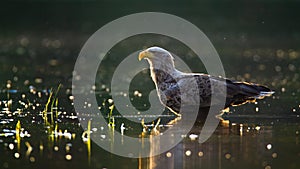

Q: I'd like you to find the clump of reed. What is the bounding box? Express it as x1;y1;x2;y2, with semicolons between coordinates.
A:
107;105;115;128
42;84;61;125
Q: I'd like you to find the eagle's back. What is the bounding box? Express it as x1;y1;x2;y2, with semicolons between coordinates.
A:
152;69;273;114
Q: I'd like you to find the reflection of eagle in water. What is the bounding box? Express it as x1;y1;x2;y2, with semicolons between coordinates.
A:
138;47;274;117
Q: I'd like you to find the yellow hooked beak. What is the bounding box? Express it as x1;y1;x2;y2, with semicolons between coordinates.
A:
138;50;154;61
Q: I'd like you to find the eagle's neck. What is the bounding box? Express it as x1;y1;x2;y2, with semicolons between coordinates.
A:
147;58;178;89
150;68;178;93
151;68;177;84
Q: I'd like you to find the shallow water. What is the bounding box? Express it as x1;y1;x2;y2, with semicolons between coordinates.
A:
1;1;300;169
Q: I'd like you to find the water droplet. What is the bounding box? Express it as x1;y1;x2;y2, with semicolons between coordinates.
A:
189;134;198;140
288;50;298;59
12;66;18;73
253;54;260;62
39;144;44;151
244;73;250;79
266;143;272;150
265;165;271;169
288;64;296;71
185;150;192;156
20;37;29;47
166;152;172;158
8;143;14;150
29;156;35;163
65;154;72;160
54;146;59;151
69;95;74;100
272;153;277;158
276;49;285;58
255;126;261;131
6;83;11;89
14;152;20;159
34;78;43;84
108;99;113;104
225;153;231;159
24;80;30;85
275;66;281;72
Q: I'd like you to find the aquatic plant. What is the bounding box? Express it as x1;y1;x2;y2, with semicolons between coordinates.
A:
108;105;115;128
42;84;61;125
42;89;53;125
81;120;91;164
15;120;21;151
81;120;91;142
150;118;161;136
50;84;61;123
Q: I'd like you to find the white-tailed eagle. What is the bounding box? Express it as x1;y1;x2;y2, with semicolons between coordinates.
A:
138;47;274;117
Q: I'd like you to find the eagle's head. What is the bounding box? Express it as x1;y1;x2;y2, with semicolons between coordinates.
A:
138;47;175;71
